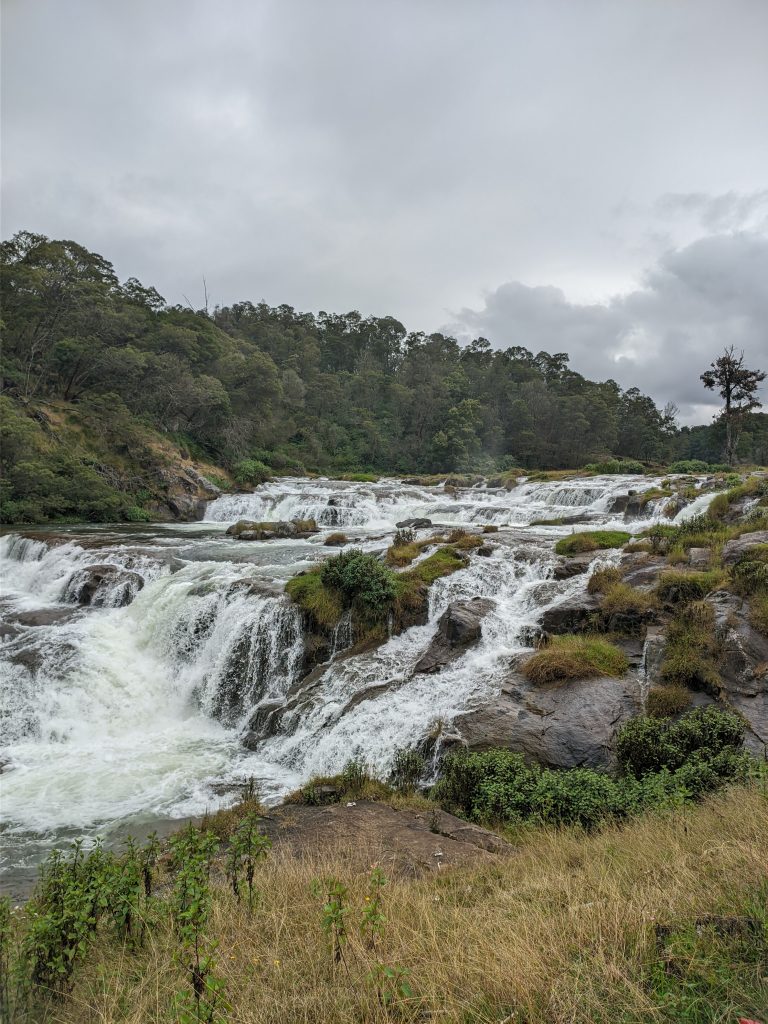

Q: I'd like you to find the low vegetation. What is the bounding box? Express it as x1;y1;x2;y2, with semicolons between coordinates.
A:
522;634;629;683
286;545;468;640
582;458;646;474
645;684;692;718
659;601;722;692
655;569;724;605
554;530;631;556
598;581;657;617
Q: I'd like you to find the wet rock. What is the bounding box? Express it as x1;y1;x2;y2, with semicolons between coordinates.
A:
707;589;768;751
539;593;601;634
226;519;319;540
476;544;494;557
8;607;82;627
609;494;630;514
552;552;599;580
452;671;642;769
396;517;433;529
641;625;667;686
721;531;768;566
64;565;144;607
414;598;495;674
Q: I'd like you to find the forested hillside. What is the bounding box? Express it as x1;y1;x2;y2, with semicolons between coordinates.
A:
1;231;766;524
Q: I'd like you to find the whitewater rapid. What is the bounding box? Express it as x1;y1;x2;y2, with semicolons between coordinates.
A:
0;474;718;888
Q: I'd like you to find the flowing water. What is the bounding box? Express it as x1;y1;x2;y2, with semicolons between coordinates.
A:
0;474;717;894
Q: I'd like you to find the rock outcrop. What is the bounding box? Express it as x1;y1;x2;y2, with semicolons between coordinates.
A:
258;800;511;875
396;517;433;529
451;669;642;769
414;598;495;673
226;519;319;540
64;565;144;607
721;531;768;566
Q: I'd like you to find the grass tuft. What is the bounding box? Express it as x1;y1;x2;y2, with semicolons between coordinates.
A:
522;634;629;683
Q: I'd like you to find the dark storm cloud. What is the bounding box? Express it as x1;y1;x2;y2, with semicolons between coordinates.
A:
2;0;767;421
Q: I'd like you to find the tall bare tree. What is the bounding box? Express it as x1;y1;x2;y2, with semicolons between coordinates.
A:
701;346;766;465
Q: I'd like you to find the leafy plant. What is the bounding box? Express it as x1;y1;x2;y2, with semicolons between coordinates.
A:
226;812;271;910
367;962;414;1010
311;878;349;968
389;747;426;793
360;865;387;951
169;826;228;1024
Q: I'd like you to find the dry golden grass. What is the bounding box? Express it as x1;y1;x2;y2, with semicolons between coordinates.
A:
42;787;768;1024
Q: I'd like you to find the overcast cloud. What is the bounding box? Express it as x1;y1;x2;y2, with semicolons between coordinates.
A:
2;0;766;422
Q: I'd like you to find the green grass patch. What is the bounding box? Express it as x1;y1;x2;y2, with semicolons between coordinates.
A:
599;582;658;616
284;570;343;629
555;530;631;556
522;634;629;684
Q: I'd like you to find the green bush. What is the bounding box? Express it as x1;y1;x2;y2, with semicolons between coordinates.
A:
389;747;426;793
432;714;752;830
615;707;745;778
320;549;397;618
123;505;152;522
232;458;271;486
583;459;646;474
554;530;631;556
667;460;710;474
731;545;768;596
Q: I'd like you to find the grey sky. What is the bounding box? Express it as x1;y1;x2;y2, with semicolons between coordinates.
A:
2;0;767;422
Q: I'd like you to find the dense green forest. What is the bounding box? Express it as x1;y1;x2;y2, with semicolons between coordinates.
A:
1;231;766;523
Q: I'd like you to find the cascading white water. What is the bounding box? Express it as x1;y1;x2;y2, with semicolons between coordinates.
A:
0;472;723;887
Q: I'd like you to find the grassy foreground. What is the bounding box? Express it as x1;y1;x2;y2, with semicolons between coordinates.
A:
25;786;768;1024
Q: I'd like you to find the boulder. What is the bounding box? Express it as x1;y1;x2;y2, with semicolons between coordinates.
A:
721;531;768;566
452;671;642;769
414;598;495;674
608;494;630;514
540;592;601;634
476;544;494;557
396;517;433;529
64;565;144;607
707;589;768;752
552;552;599;580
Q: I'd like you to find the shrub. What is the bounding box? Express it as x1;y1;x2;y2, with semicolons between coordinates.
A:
233;458;271;486
123;505;152;522
320;549;397;619
583;459;646;474
616;706;745;777
453;533;483;550
389;747;426;793
667;460;710;474
432;718;752;830
482;524;499;533
324;532;348;546
393;528;416;548
646;685;692;718
555;530;631;556
731;545;768;595
587;566;622;594
656;570;723;604
522;635;629;684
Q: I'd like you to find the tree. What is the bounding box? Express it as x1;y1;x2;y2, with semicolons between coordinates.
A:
700;347;766;464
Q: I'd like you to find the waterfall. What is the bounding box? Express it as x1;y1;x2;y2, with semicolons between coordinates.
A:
0;470;725;877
